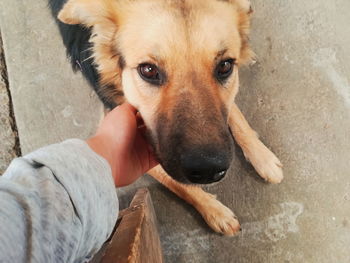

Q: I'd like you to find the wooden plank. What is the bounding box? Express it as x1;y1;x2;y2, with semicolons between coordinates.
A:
95;188;163;263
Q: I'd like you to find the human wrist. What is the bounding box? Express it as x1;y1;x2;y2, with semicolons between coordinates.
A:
86;135;118;184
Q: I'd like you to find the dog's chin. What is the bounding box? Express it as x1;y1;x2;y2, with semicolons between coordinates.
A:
158;163;224;186
166;171;193;185
165;170;226;186
156;161;192;184
170;176;192;184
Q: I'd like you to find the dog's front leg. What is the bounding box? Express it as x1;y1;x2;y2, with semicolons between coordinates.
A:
228;103;283;183
148;165;241;236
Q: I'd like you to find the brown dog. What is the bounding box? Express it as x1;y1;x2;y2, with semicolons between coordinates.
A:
56;0;283;236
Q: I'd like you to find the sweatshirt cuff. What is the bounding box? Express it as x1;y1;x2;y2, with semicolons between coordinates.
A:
24;139;118;248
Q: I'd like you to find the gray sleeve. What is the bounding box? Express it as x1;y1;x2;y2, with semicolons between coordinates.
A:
0;139;118;263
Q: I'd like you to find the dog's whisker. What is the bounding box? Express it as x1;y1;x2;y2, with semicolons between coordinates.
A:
82;55;94;63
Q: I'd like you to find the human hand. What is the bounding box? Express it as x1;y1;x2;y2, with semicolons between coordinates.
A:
87;103;158;187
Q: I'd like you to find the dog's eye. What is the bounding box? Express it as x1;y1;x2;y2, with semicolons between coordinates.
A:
215;59;235;82
138;63;164;86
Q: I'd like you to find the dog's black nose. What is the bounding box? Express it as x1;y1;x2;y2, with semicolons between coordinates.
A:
181;150;230;184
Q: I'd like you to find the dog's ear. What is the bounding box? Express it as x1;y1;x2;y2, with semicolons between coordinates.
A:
226;0;252;14
220;0;254;64
234;0;254;64
59;0;124;105
58;0;117;26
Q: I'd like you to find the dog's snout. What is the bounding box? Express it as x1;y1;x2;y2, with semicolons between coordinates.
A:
181;149;230;184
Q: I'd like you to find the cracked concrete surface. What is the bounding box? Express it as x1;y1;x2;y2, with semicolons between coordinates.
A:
0;33;18;174
0;0;349;262
0;0;103;155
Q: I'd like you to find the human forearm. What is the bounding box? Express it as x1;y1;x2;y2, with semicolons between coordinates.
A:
0;139;118;263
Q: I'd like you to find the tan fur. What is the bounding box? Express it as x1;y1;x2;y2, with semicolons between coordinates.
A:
58;0;283;236
228;104;283;184
148;165;241;236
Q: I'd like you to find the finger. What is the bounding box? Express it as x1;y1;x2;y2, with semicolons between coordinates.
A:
108;102;138;124
119;102;138;115
107;103;138;122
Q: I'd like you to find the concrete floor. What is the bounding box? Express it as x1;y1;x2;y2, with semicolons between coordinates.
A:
0;33;17;174
0;0;350;262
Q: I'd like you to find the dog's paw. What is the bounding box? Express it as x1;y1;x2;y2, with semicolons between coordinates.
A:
195;194;240;236
243;140;283;184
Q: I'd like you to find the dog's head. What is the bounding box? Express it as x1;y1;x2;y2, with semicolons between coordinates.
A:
59;0;253;184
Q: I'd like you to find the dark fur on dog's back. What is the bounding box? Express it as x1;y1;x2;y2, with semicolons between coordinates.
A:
48;0;116;109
